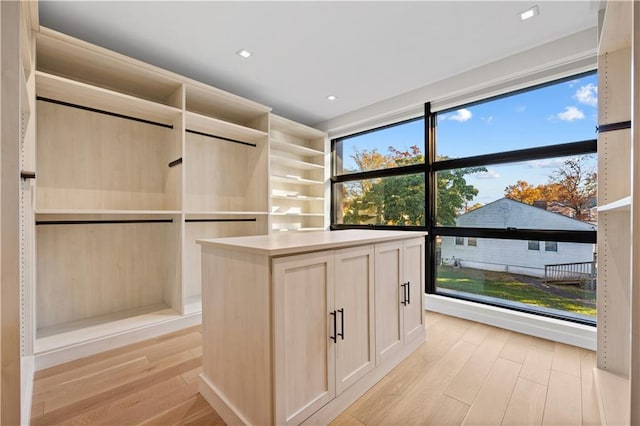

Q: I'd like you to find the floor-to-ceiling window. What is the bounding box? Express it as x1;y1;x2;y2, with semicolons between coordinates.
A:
332;71;597;324
430;72;597;324
332;117;427;229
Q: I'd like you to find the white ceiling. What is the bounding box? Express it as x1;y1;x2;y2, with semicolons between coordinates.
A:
38;1;601;127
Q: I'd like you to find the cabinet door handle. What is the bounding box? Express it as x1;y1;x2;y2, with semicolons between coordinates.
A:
407;281;411;304
338;308;344;340
329;310;337;342
401;283;407;306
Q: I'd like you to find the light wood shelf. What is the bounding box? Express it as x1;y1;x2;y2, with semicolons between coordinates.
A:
271;212;325;217
185;211;269;217
36;71;181;126
598;1;631;54
271;155;324;170
598;196;631;212
185;83;270;132
36;28;184;108
271;194;324;202
271;139;324;157
272;175;324;186
185;111;268;145
35;303;180;352
35;209;182;215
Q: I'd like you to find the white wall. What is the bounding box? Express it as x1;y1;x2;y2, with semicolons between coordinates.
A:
441;236;594;278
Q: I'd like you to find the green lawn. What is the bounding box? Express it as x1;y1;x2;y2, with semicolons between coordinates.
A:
437;266;596;317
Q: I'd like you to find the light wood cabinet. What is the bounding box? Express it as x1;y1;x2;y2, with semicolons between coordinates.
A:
334;245;376;394
273;251;336;425
198;230;426;425
375;238;425;364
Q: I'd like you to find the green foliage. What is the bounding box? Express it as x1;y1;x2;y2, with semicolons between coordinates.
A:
341;146;483;226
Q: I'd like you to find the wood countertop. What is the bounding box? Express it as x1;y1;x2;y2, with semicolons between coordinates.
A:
197;229;427;257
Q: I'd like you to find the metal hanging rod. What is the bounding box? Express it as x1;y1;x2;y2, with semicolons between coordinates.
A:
185;129;257;147
36;96;174;130
36;219;174;226
20;171;36;180
185;218;257;223
168;158;182;168
597;121;632;133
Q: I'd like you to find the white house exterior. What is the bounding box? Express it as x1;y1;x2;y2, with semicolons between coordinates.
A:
441;198;596;278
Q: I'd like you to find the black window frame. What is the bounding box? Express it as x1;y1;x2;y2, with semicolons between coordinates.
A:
455;236;464;246
330;116;428;231
426;71;598;326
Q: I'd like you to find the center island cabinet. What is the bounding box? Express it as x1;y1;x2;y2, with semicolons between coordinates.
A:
197;230;427;425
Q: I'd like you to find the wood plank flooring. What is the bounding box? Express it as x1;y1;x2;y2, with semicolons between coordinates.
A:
31;312;600;425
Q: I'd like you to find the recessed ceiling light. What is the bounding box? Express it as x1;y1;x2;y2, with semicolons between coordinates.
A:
520;5;539;21
236;49;251;59
327;95;337;101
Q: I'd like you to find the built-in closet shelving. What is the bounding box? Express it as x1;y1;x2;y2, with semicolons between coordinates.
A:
26;27;296;366
593;1;638;424
269;114;328;232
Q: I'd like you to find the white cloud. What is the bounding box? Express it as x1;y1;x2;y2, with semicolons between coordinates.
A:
515;105;527;113
526;158;570;169
567;79;580;88
439;114;447;121
485;116;493;124
556;106;585;121
475;169;501;179
574;83;598;107
448;108;472;122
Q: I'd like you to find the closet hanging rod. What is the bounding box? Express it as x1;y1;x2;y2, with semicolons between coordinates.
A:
185;129;257;147
168;158;182;168
36;219;174;226
36;96;174;130
185;218;257;223
597;121;632;133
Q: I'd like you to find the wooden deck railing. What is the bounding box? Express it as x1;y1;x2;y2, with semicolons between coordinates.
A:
544;261;596;287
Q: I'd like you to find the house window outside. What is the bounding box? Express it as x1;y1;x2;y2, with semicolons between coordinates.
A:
455;236;464;245
468;237;477;247
430;71;598;324
545;241;558;252
331;118;426;228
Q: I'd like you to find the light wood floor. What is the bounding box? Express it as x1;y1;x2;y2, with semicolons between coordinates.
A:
31;312;601;425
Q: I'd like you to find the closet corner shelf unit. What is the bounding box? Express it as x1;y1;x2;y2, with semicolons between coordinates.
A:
24;26;329;368
269;114;328;234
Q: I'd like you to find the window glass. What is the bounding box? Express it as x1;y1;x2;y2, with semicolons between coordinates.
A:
546;241;558;252
334;118;424;175
436;73;597;159
434;154;597;230
435;236;596;319
468;237;477;247
528;241;540;251
455;236;464;245
334;173;425;226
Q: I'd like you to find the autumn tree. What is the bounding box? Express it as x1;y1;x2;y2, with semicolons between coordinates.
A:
504;156;596;220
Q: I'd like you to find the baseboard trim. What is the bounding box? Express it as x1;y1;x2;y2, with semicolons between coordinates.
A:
425;294;596;350
34;313;202;370
21;355;34;425
199;374;248;425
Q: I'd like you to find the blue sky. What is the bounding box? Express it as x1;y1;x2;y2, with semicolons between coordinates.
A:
340;73;598;206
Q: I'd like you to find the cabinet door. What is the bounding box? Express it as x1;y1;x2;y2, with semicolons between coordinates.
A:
335;245;375;394
273;251;336;425
374;241;404;365
402;238;425;345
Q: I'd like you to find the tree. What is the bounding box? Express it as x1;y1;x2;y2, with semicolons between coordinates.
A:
550;156;597;220
341;146;484;226
504;156;596;221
